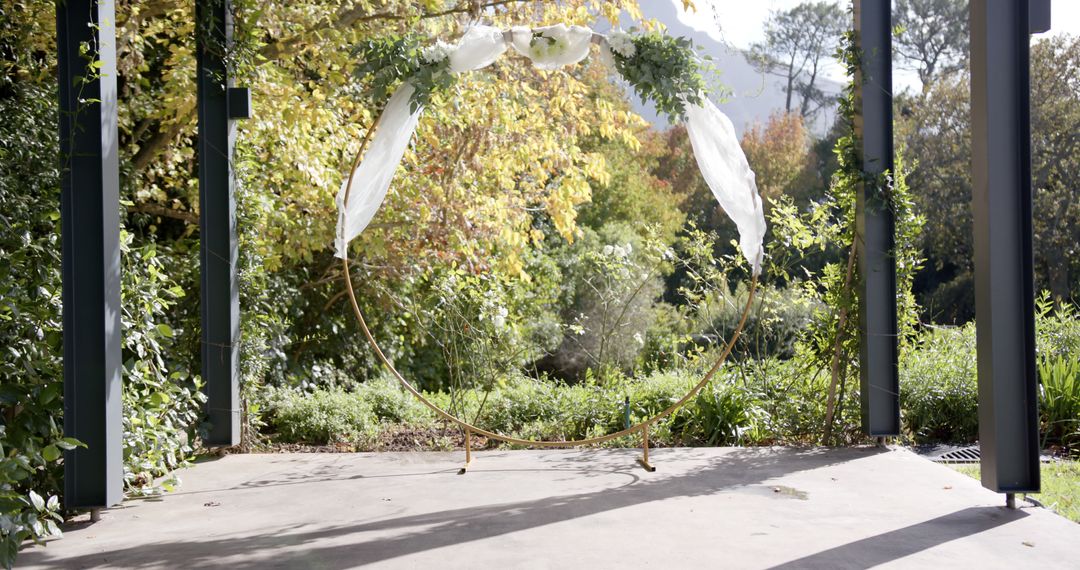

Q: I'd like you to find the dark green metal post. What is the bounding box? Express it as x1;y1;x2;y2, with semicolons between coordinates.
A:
969;0;1045;495
57;0;123;509
197;0;241;445
854;0;900;436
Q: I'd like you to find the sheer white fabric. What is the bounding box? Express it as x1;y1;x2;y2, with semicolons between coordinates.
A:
337;27;767;274
449;25;508;72
335;26;507;257
509;24;593;70
684;98;767;275
335;82;422;258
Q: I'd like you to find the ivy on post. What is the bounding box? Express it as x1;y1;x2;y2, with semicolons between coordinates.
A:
197;0;244;446
57;0;124;509
853;0;900;437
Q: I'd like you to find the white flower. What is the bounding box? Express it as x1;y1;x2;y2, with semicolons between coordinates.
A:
421;40;454;64
633;332;645;347
531;36;568;59
603;245;615;256
492;306;509;329
608;30;636;58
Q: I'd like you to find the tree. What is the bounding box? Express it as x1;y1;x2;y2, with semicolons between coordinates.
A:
894;74;972;322
740;112;819;207
1030;36;1080;303
748;1;846;120
893;0;969;93
897;35;1080;319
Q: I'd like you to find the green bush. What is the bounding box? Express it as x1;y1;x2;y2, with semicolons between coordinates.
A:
670;379;765;446
268;388;378;445
354;375;436;426
543;223;668;379
120;235;206;494
468;376;574;436
746;357;838;444
1036;297;1080;451
0;79;70;565
693;284;821;361
1039;353;1080;449
899;325;980;443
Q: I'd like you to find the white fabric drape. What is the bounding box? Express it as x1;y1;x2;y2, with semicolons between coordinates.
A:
684;99;767;275
449;25;508;73
337;27;767;275
509;24;594;70
335;26;507;257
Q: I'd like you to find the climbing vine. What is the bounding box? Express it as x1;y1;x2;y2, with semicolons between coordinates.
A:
775;26;923;444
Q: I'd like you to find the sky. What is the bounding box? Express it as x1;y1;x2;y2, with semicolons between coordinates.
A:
670;0;1080;94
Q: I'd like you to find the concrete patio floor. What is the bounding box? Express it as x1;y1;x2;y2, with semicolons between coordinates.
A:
19;447;1080;569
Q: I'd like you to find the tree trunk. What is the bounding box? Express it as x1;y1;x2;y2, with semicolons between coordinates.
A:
785;74;794;112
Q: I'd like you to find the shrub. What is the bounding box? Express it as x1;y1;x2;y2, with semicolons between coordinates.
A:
470;376;568;436
670;379;766;446
747;357;838;444
1039;353;1080;449
692;284;821;361
899;325;979;443
354;375;436;426
268;388;378;445
542;223;668;379
0;79;69;564
120;235;206;494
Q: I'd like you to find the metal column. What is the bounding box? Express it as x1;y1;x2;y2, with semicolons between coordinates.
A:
197;0;241;445
854;1;900;436
969;0;1045;493
57;0;123;509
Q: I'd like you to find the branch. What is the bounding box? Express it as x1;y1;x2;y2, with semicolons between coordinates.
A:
131;110;194;172
822;239;858;444
127;202;199;224
260;0;526;61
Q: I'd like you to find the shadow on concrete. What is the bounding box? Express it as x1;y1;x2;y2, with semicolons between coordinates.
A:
18;447;969;569
769;506;1029;569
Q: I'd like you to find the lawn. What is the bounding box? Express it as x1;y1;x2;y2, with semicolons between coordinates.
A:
950;461;1080;523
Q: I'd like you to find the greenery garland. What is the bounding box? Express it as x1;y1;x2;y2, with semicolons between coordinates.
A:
352;35;455;112
609;31;705;122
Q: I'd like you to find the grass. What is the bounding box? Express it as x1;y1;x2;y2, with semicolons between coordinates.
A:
949;462;1080;523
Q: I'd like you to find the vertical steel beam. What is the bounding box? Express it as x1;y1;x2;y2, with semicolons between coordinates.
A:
57;0;123;508
197;0;241;445
853;1;900;436
970;0;1041;493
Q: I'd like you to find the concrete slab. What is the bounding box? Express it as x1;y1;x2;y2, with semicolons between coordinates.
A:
18;447;1080;569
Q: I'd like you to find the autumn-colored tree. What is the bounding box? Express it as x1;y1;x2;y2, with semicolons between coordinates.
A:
740;112;818;208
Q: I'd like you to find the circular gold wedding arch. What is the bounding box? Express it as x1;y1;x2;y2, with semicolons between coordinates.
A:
340;86;759;473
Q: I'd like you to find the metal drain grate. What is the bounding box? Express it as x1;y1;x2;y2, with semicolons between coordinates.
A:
920;444;980;462
915;444;1056;464
932;446;982;463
